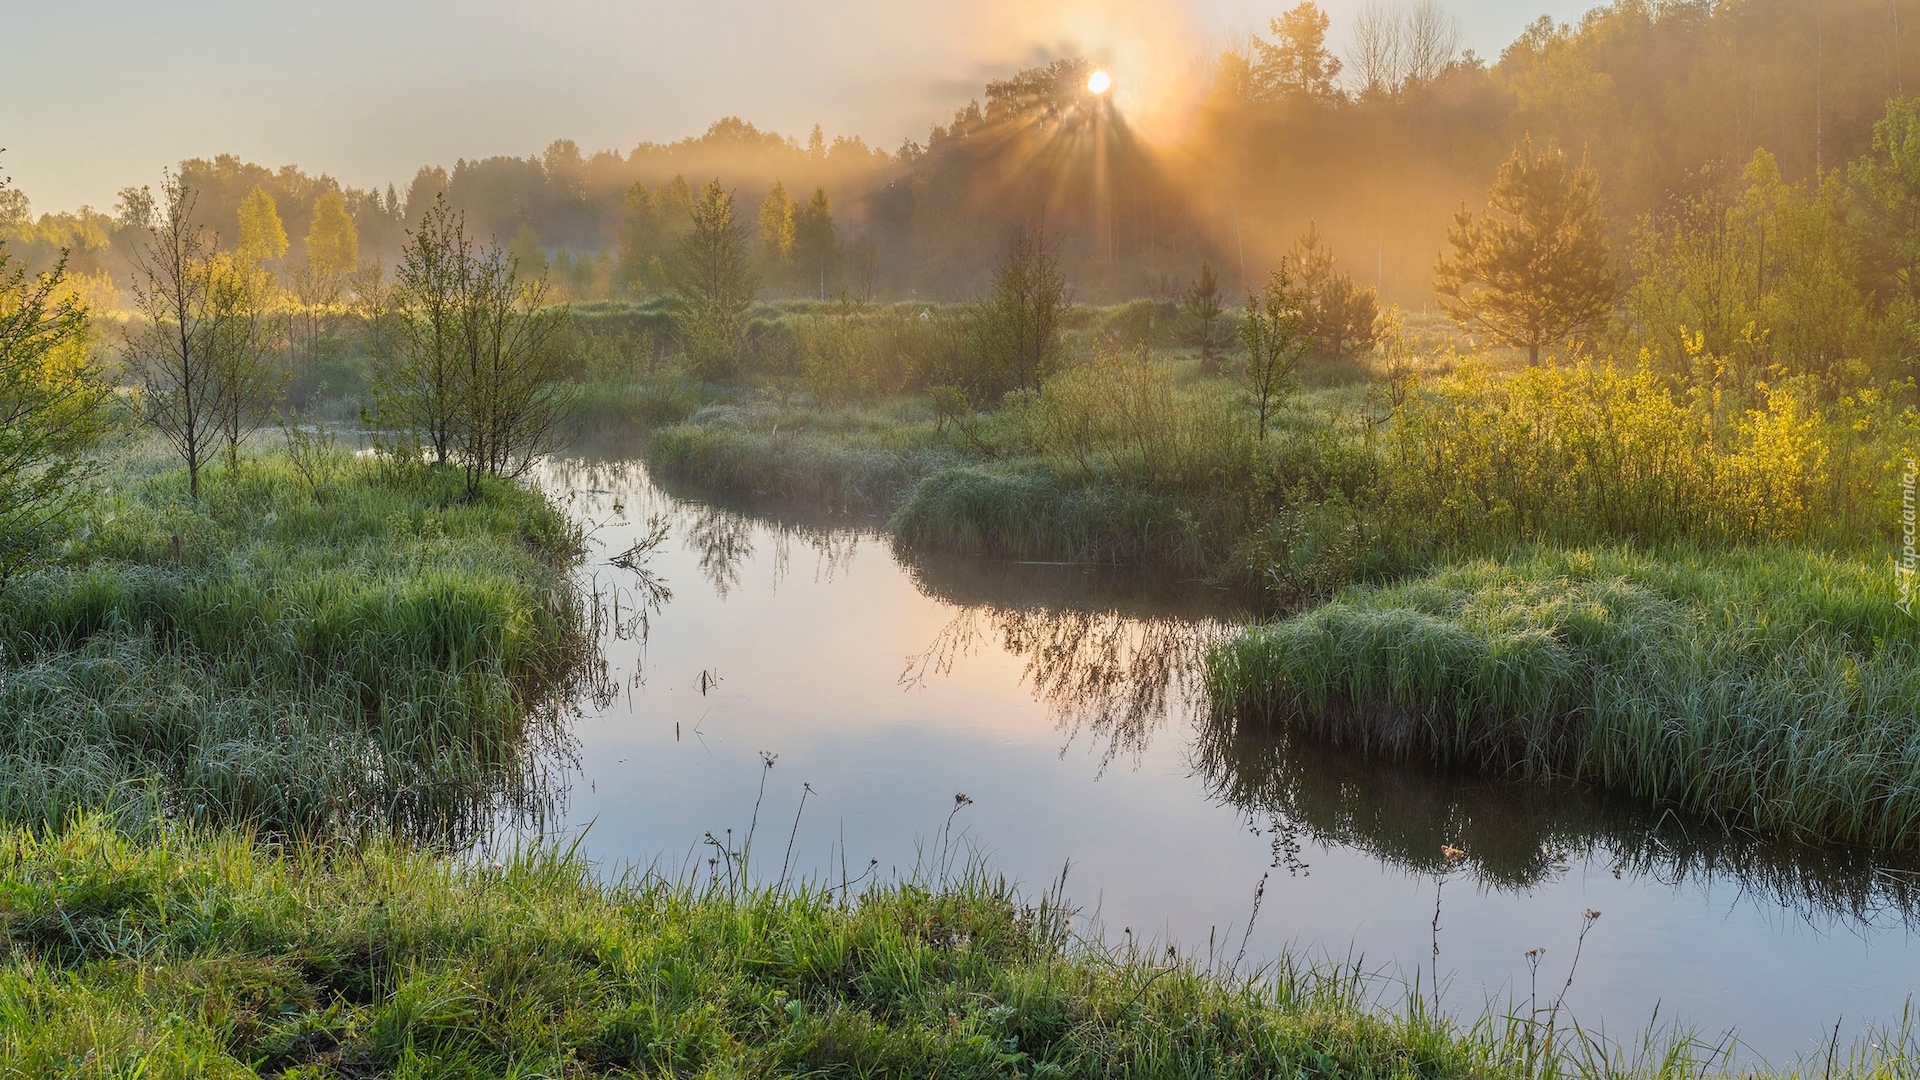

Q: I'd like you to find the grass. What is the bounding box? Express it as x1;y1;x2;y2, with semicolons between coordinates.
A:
647;398;963;515
14;816;1915;1080
643;381;1381;600
0;444;588;839
1206;544;1920;850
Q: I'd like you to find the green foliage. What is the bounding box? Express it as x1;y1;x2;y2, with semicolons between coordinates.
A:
0;238;110;591
793;186;839;299
302;190;358;279
672;180;757;380
1180;261;1226;370
0;453;586;836
1241;270;1309;439
1626;150;1869;388
756;179;797;280
1382;358;1918;549
1284;223;1379;361
1208;544;1920;849
1436;137;1615;365
615;175;692;297
373;194;573;494
234;186;288;270
971;224;1069;400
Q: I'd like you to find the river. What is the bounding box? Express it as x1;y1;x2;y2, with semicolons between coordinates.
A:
506;453;1920;1066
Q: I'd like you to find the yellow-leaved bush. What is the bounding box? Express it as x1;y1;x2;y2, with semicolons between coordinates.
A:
1384;359;1918;547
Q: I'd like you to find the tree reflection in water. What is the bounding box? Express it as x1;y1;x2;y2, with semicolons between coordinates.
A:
542;456;1920;934
1194;710;1920;932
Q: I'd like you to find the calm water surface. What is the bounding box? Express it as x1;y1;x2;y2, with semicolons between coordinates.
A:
512;455;1920;1065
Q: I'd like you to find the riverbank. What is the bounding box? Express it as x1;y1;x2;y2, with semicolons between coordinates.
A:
0;445;588;838
1207;544;1920;849
6;814;1895;1079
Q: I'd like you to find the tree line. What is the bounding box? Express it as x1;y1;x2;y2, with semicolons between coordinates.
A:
12;0;1920;308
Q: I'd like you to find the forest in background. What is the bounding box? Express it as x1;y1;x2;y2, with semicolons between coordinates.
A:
3;0;1910;309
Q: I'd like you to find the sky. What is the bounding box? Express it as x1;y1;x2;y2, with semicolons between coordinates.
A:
3;0;1596;216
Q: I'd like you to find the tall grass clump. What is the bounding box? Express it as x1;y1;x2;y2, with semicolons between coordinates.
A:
2;814;1862;1079
1208;544;1920;849
895;344;1379;596
0;450;589;838
648;398;968;514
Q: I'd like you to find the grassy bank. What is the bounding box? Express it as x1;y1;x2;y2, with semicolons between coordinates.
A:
0;446;588;839
643;370;1381;599
0;816;1841;1079
1206;545;1920;849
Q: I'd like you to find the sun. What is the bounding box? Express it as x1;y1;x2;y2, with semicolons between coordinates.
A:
1087;69;1113;95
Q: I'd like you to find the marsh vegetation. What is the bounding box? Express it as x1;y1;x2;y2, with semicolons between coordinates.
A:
10;0;1920;1070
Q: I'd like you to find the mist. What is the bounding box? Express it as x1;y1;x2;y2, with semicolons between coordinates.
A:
7;0;1590;215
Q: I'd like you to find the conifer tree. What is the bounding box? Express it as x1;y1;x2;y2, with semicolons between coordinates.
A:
793;187;838;300
673;180;756;379
1252;3;1342;102
1435;137;1614;364
1181;261;1224;370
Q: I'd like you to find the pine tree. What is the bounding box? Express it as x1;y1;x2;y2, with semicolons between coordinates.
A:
1436;137;1614;364
1180;261;1224;370
1252;3;1342;102
1284;224;1378;359
793;188;838;300
673;180;756;380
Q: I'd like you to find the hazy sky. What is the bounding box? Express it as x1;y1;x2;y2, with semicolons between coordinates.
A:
4;0;1594;215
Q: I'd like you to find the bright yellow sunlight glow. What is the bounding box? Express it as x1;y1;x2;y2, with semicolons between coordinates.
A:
1087;69;1113;95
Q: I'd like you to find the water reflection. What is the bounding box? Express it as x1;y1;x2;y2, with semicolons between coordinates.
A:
551;452;1920;934
523;452;1920;1058
1195;713;1920;931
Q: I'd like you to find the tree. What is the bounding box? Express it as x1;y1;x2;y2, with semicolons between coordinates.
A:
757;181;797;283
616;178;689;297
974;223;1068;398
373;195;570;495
1346;0;1460;99
1283;224;1379;359
1851;96;1920;329
375;194;470;465
204;253;285;469
1436;137;1614;364
235;186;288;270
672;180;756;380
304;190;358;279
127;174;220;499
1;216;109;591
1241;269;1309;439
1251;3;1342;103
451;243;570;497
1181;261;1225;371
793;187;839;300
287;191;358;386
